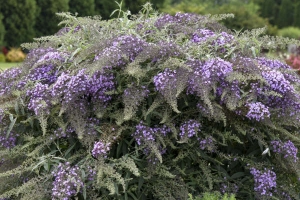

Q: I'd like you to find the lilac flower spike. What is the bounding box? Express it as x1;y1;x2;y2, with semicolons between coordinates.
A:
250;168;277;197
245;102;270;121
179;119;201;139
271;140;298;162
92;140;111;159
52;163;83;199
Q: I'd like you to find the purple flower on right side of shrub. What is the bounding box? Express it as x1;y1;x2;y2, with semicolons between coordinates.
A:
245;102;270;121
271;140;298;162
250;167;277;197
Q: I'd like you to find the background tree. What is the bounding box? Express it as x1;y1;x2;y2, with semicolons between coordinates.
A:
293;2;300;28
69;0;95;17
35;0;70;37
257;0;278;25
94;0;124;19
0;13;5;46
277;0;294;28
0;0;37;47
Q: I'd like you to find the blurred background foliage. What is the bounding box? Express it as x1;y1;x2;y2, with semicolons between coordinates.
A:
0;0;300;47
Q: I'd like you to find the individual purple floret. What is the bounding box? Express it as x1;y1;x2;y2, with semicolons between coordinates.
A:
179;119;201;138
271;140;298;162
52;162;83;200
245;102;270;121
250;168;277;197
92;140;111;159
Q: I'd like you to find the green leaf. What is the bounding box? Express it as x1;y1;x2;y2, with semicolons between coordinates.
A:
138;177;144;192
64;142;77;157
230;172;245;179
6;114;16;139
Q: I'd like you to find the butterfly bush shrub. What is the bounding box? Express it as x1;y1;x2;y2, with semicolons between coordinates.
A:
1;4;300;199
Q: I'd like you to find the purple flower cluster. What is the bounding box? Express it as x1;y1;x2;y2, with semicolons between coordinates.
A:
64;69;88;104
256;57;290;70
271;140;298;162
132;121;171;162
261;70;294;94
51;69;115;111
133;122;172;145
179;119;201;139
198;136;215;152
17;48;69;89
192;29;234;47
36;51;68;64
154;13;206;29
154;41;182;61
0;68;22;95
245;102;270;121
27;83;51;115
52;162;83;200
250;168;277;197
24;47;56;65
88;69;115;104
53;126;75;139
132;122;155;146
85;117;101;136
95;35;148;66
27;64;58;85
187;58;233;95
220;182;239;195
86;166;96;182
0;131;18;149
153;68;177;95
91;140;111;159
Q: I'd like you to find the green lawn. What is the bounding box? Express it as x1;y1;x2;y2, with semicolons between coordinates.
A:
0;62;21;70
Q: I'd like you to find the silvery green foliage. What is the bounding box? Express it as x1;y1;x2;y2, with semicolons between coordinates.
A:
1;4;300;199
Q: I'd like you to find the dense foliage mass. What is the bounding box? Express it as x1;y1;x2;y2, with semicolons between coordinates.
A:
1;4;300;199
